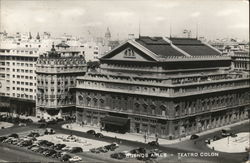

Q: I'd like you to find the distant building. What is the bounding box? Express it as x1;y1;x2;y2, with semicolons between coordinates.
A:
75;36;250;139
230;51;250;71
36;44;87;119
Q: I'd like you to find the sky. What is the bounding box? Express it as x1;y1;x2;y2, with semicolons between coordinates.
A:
0;0;249;41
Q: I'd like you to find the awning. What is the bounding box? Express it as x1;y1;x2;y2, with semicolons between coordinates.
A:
101;116;129;126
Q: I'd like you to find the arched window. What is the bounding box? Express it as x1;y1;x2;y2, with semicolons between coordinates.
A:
150;105;156;115
78;95;83;104
86;97;91;107
93;98;98;106
160;105;167;116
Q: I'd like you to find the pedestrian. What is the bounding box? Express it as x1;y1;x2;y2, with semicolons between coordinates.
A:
155;133;159;143
144;135;147;143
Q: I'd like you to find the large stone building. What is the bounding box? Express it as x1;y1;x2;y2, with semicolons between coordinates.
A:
75;36;250;139
36;44;87;119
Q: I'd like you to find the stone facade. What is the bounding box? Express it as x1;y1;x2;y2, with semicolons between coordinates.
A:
75;37;250;139
36;45;87;119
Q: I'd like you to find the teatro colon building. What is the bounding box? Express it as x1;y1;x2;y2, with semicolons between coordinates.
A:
75;36;250;139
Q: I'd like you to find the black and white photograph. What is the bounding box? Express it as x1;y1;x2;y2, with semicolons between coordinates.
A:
0;0;249;162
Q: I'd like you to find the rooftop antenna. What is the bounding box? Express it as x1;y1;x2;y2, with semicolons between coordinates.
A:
169;24;172;38
196;23;199;39
139;22;141;39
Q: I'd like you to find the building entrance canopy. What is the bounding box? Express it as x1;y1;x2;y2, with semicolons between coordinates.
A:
101;116;129;126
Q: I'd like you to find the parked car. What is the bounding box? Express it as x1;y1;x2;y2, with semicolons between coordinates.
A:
51;152;62;159
28;132;40;137
61;154;72;162
44;149;57;157
98;147;108;153
86;130;96;135
190;134;199;140
38;118;46;123
0;136;7;142
62;146;72;151
70;147;83;153
148;141;159;147
8;133;19;138
28;144;38;149
95;133;104;138
18;123;26;127
31;146;40;151
38;123;47;128
69;156;82;162
213;135;221;141
3;137;14;143
20;140;33;147
56;118;64;122
221;128;231;137
205;138;212;144
53;144;66;150
230;133;237;137
104;145;115;151
47;119;57;125
110;152;126;160
90;148;100;153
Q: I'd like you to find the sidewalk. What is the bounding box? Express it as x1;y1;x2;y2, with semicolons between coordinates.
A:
0;112;40;123
62;119;249;145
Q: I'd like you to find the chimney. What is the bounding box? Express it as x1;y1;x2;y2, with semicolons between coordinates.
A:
128;34;135;40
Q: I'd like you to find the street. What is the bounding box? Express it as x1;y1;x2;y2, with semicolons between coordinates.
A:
0;121;249;163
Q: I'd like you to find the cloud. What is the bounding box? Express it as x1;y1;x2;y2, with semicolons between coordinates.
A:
105;11;134;18
61;8;85;17
154;2;179;9
190;12;200;18
228;23;249;29
35;17;46;23
155;16;166;21
217;9;240;16
81;22;102;27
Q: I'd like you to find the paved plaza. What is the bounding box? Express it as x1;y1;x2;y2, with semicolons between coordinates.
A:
37;134;109;152
208;132;250;153
0;122;13;129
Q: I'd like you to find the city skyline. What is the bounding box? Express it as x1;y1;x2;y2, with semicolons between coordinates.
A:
1;0;249;41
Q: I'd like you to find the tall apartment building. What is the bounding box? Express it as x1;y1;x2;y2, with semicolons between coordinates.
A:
0;36;40;115
75;36;250;139
36;44;87;119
